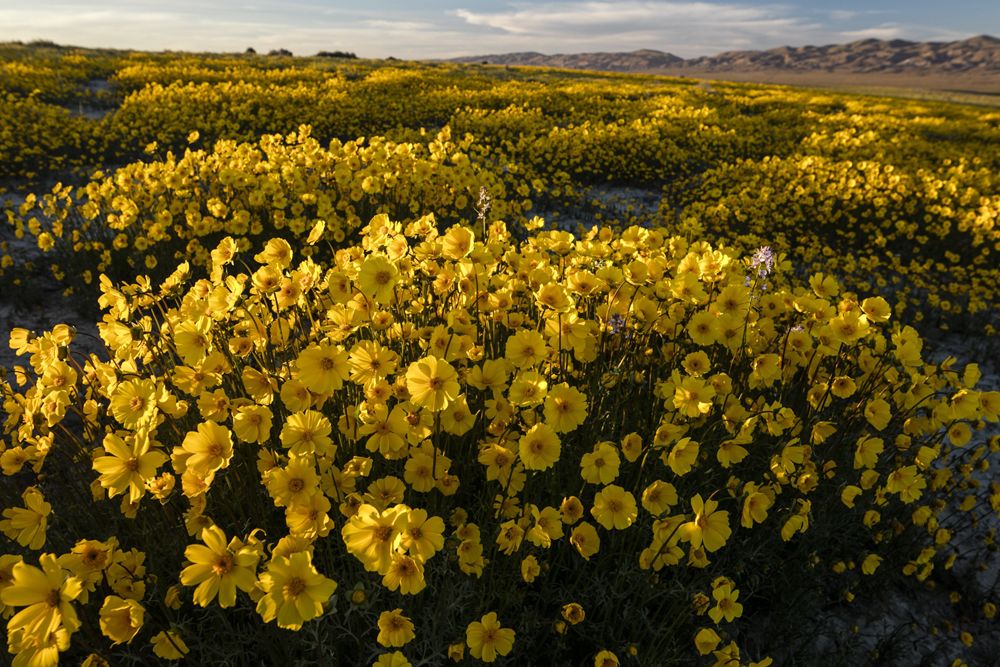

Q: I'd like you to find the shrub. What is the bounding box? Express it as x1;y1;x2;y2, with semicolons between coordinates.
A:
1;218;996;665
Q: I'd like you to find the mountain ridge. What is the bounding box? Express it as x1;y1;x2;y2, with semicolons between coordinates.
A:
448;35;1000;76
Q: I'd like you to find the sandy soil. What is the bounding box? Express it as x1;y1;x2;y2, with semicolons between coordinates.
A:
0;193;103;379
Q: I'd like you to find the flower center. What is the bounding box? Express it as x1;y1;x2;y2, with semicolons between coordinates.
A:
212;553;233;576
46;589;61;608
285;576;306;597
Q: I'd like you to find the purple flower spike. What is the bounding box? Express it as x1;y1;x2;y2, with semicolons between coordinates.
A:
750;246;775;280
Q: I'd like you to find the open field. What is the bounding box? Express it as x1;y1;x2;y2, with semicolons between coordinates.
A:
0;45;998;666
648;70;1000;105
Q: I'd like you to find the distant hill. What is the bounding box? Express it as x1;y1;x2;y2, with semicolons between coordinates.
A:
449;35;1000;77
450;48;684;72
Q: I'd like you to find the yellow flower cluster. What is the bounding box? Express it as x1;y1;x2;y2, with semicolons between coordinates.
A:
111;59;335;92
1;46;997;665
1;53;992;336
2;216;995;664
669;154;998;332
0;46;116;104
0;95;95;181
11;126;524;289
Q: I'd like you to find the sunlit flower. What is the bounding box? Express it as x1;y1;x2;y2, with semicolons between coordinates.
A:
466;611;515;662
256;551;337;630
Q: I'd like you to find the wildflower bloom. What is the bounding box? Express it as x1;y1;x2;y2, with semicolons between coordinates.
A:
518;423;562;470
885;465;927;503
357;255;400;304
683;351;711;377
173;318;212;365
449;642;466;661
508;370;548;407
686;311;718;346
673;377;715;417
708;583;743;623
590;485;638;530
666;437;700;476
864;398;892;430
342;504;409;574
399;509;445;562
151;629;189;659
466;612;515;662
854;436;884;470
580;442;620;485
642;480;679;516
561;602;585;625
254;237;293;267
741;490;772;528
620;432;643;462
295;343;349;394
377;608;415;647
0;486;51;550
505;329;549;368
521;555;540;583
232;405;273;444
861;554;882;575
749;246;775;279
595;650;620;667
98;595;144;644
679;495;731;552
92;432;168;504
109;378;159;427
279;410;334;456
841;485;863;508
266;455;320;507
1;553;83;638
359;404;409;458
285;492;334;538
179;525;260;608
441;225;475;259
256;551;337;630
349;340;399;386
382;554;426;595
179;421;234;477
694;628;722;655
861;296;892;323
569;522;601;560
526;505;564;547
373;652;413;667
405;356;460;411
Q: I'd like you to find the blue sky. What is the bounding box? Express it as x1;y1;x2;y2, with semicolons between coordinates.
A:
1;1;997;58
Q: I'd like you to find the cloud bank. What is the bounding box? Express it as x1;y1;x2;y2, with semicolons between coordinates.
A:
0;1;985;59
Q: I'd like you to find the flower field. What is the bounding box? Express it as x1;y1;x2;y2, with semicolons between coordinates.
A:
0;43;998;666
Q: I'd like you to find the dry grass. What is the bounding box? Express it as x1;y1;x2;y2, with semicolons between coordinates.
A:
646;69;1000;106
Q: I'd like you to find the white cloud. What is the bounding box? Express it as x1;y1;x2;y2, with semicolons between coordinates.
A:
838;23;971;44
0;2;985;60
839;25;906;41
455;1;781;35
450;1;835;56
0;5;444;57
